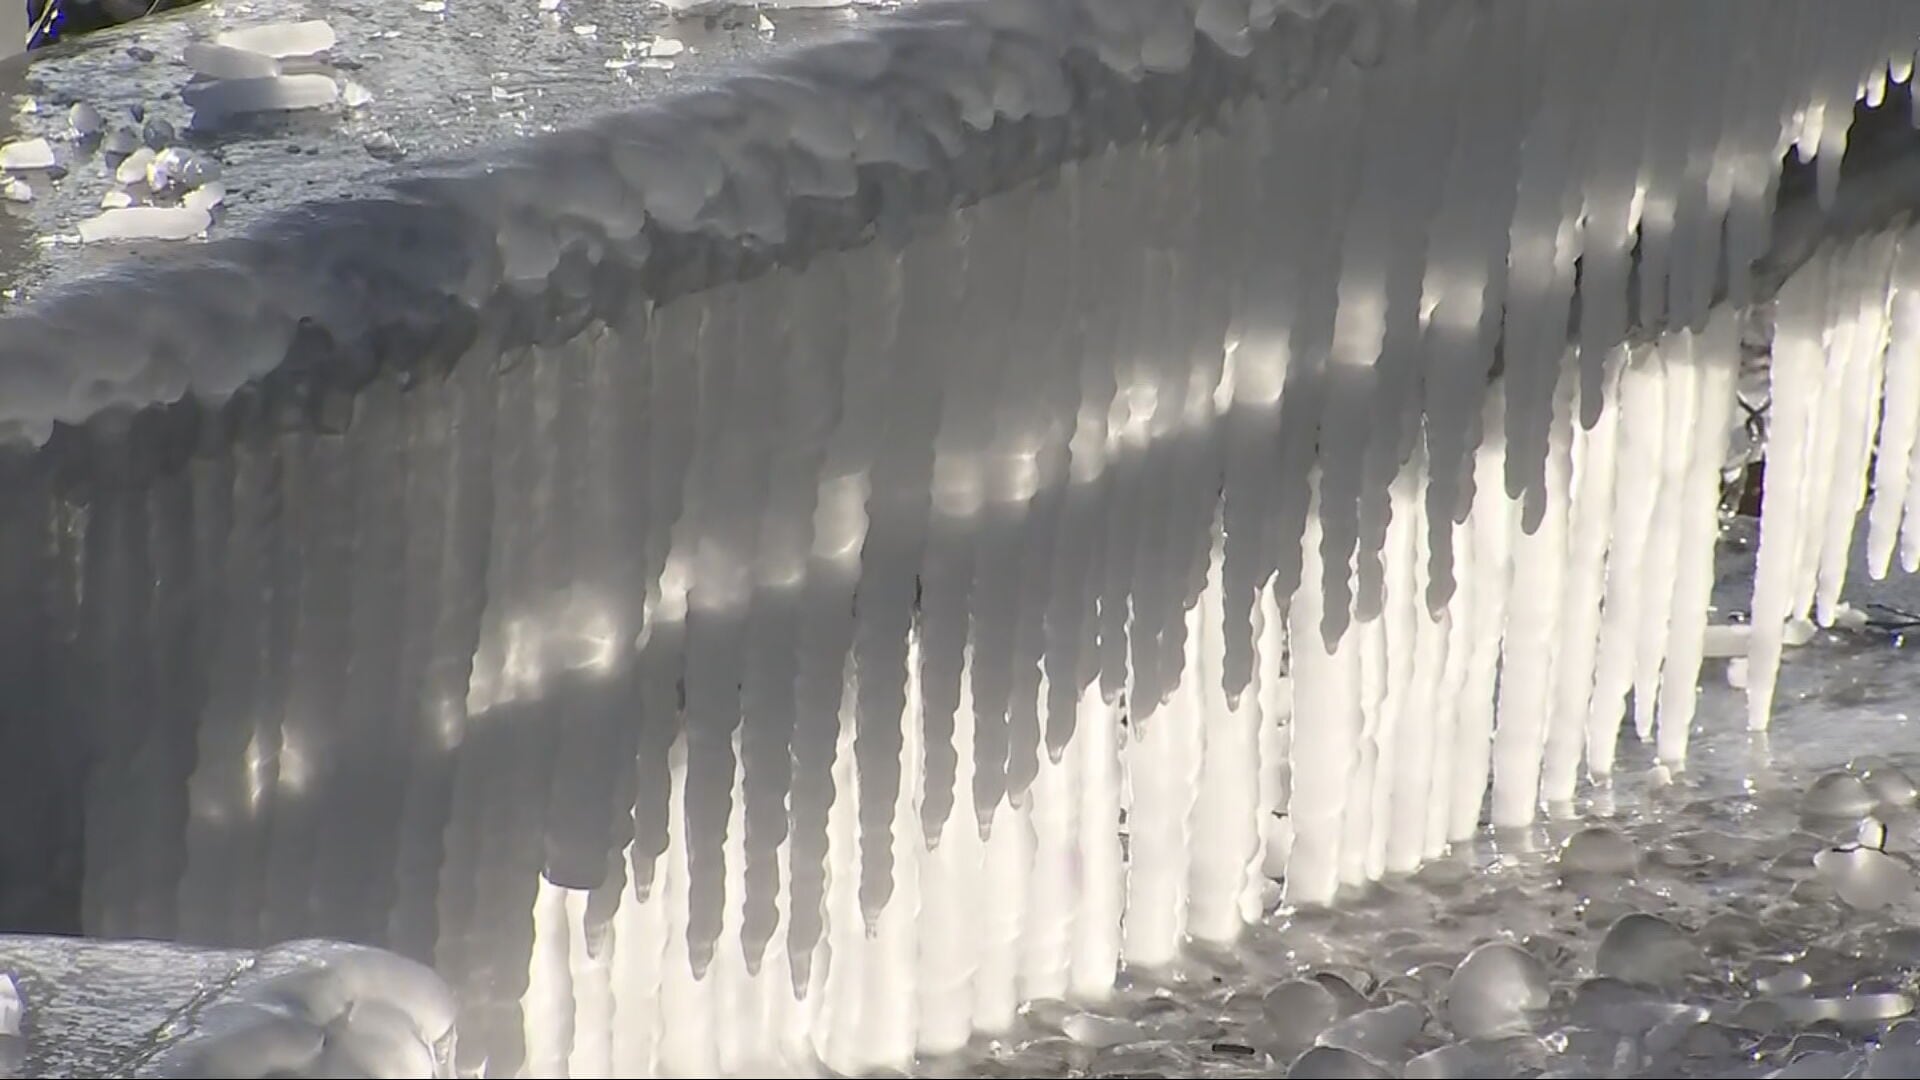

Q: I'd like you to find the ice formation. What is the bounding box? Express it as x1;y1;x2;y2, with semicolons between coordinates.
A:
11;0;1920;1076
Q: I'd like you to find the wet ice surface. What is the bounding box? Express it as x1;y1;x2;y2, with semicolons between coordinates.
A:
928;527;1920;1079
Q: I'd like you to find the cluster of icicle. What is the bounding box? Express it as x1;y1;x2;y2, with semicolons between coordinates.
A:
482;3;1920;1075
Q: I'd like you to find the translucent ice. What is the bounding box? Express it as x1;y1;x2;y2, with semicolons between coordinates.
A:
1802;771;1877;819
214;20;336;59
1813;846;1917;909
1559;827;1637;877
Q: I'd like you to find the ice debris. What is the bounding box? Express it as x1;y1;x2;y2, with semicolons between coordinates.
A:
78;206;211;243
0;138;54;171
214;20;336;59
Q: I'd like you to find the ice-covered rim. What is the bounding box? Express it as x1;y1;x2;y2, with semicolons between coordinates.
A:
0;0;1908;453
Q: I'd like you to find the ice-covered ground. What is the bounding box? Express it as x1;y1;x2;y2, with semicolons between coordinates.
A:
927;524;1920;1080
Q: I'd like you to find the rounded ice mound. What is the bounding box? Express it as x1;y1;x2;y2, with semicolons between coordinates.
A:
1445;942;1549;1039
1060;1012;1138;1048
1288;1045;1393;1079
1559;827;1637;876
1803;771;1876;818
1262;978;1341;1049
1596;913;1698;988
1813;846;1917;909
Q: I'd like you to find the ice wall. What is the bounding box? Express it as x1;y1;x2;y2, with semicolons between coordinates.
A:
4;0;1920;1076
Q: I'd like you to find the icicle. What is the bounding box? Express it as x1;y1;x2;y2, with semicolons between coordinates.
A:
1748;251;1833;730
1630;333;1699;743
1655;309;1742;766
1541;347;1624;805
1492;360;1573;829
1588;347;1668;769
1284;477;1361;907
1869;234;1920;578
1813;233;1898;623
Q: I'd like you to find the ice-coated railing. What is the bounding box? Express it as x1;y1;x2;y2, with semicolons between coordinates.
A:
9;0;1920;1075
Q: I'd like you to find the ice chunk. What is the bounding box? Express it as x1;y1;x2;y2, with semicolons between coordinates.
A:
341;80;374;109
1;178;29;203
1863;763;1919;806
1595;914;1698;988
68;102;102;137
1802;771;1876;818
0;138;54;171
1560;827;1637;876
1288;1045;1393;1079
114;147;154;185
1263;979;1342;1048
183;42;282;79
1060;1012;1138;1048
1444;942;1549;1039
183;74;340;117
214;20;336;59
182;182;226;213
0;973;19;1037
1813;846;1917;909
77;206;211;243
1318;1001;1426;1059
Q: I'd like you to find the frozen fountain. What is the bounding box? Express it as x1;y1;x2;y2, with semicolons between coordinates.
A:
5;0;1920;1076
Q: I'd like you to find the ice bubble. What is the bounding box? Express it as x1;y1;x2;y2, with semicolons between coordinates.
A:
1288;1045;1393;1079
1804;772;1877;818
184;41;283;79
1570;976;1701;1033
1560;827;1637;876
0;138;55;171
184;75;340;117
1263;979;1342;1048
1318;1001;1426;1059
1445;942;1549;1039
215;20;337;59
1596;914;1699;988
1812;846;1917;909
78;205;210;243
1060;1012;1138;1048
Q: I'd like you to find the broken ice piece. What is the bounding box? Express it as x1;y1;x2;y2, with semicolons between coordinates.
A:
182;182;226;213
605;58;634;70
757;13;774;32
417;0;446;11
78;205;211;243
341;80;374;108
573;23;597;35
0;138;55;171
68;102;103;137
214;20;336;59
115;147;156;185
100;189;136;209
1;178;30;204
647;37;686;57
147;147;195;192
538;0;560;8
183;41;282;79
183;74;340;117
639;57;675;70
